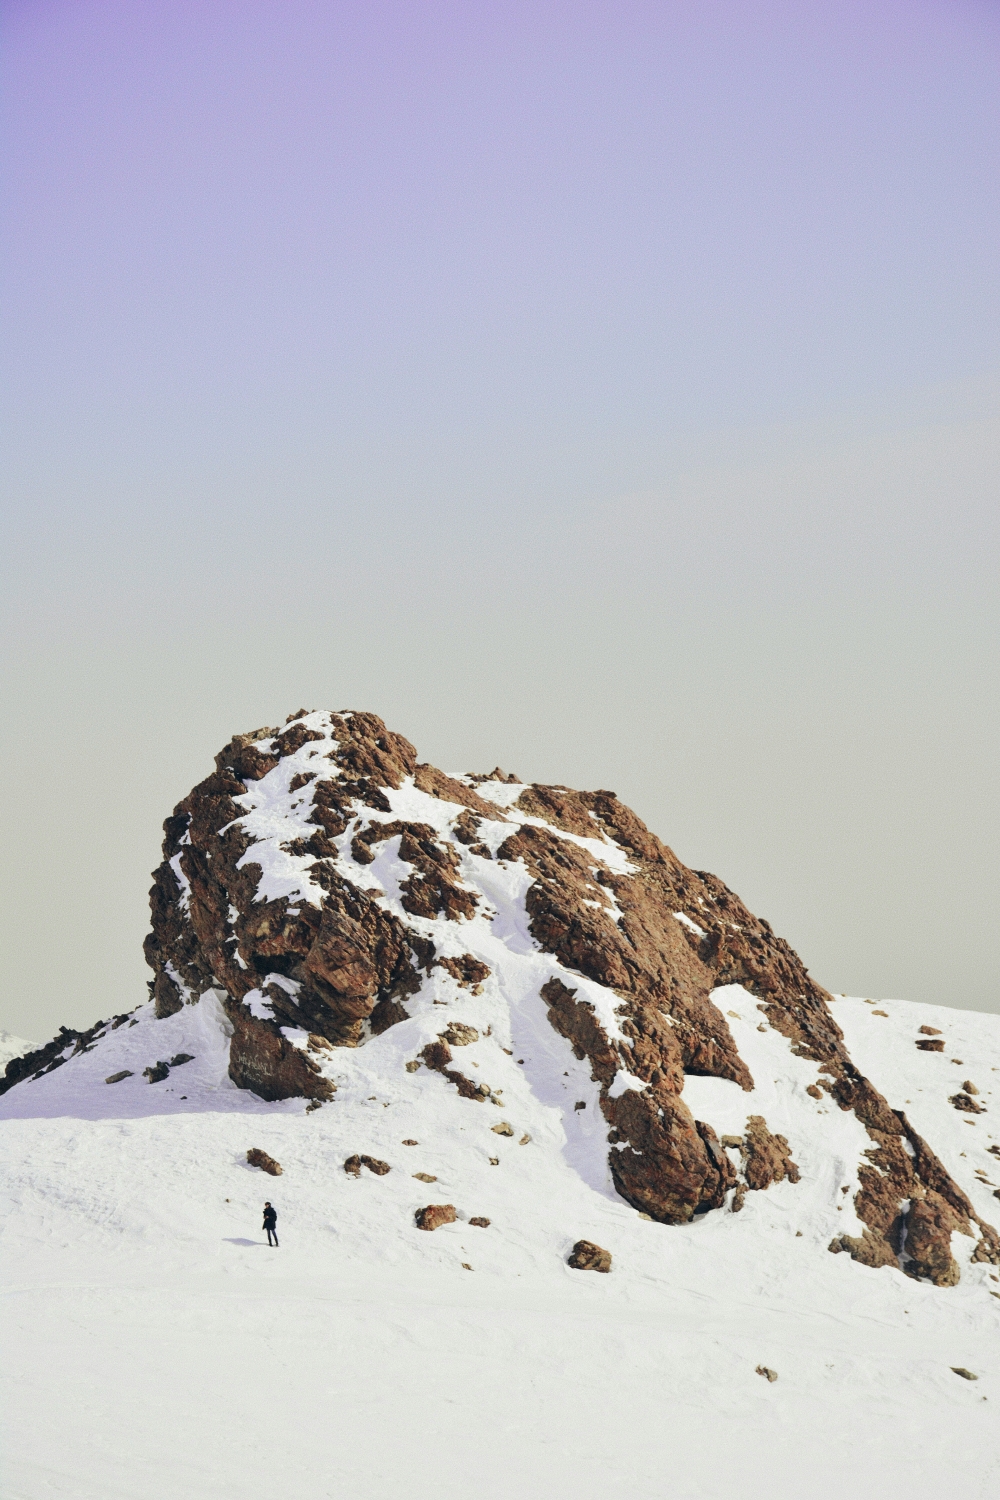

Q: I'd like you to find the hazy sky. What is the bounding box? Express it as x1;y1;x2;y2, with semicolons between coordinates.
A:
2;0;998;1041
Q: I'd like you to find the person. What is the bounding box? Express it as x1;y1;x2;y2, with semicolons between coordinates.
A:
262;1201;278;1247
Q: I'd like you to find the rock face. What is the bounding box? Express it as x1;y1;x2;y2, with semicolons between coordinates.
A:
77;708;999;1286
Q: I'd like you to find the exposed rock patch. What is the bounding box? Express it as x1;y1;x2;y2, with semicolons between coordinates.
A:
568;1240;612;1272
415;1204;456;1231
246;1148;282;1176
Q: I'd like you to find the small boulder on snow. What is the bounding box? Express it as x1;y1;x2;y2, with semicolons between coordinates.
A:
415;1204;457;1231
568;1240;612;1273
344;1154;391;1177
104;1070;133;1084
247;1148;282;1176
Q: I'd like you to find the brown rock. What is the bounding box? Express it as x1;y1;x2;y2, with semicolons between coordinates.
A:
491;1122;514;1136
918;1026;941;1036
343;1154;389;1177
741;1116;800;1191
469;1216;491;1227
951;1367;978;1380
755;1366;778;1382
441;1022;479;1047
402;1139;418;1146
104;1070;133;1084
963;1081;979;1095
246;1148;282;1176
806;1084;822;1099
568;1239;612;1273
413;1172;437;1182
117;709;998;1287
415;1204;456;1231
904;1196;964;1287
950;1092;985;1114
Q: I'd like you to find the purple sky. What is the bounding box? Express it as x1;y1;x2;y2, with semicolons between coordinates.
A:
2;1;999;1034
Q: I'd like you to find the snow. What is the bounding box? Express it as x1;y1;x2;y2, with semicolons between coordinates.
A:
3;983;999;1499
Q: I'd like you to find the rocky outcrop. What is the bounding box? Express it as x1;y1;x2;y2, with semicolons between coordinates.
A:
128;710;994;1283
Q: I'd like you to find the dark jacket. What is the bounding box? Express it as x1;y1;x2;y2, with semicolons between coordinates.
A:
262;1207;277;1229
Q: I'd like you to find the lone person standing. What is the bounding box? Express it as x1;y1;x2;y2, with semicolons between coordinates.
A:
263;1201;279;1247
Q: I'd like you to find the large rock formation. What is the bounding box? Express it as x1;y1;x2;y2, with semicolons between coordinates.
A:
7;709;997;1287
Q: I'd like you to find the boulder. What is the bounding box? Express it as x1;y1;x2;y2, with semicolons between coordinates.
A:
246;1148;282;1176
568;1239;612;1273
415;1204;456;1231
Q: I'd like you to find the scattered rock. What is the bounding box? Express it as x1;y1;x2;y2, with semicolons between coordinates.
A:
491;1121;514;1136
462;1262;473;1270
413;1172;437;1183
415;1204;456;1231
951;1093;985;1115
916;1039;945;1052
951;1367;978;1381
574;1100;586;1110
568;1239;612;1273
963;1081;979;1095
756;1366;778;1383
469;1216;490;1228
441;1022;479;1047
731;1184;747;1213
246;1148;282;1176
519;1134;531;1145
170;1053;194;1067
305;1100;323;1113
405;1060;421;1073
143;1062;170;1084
489;1156;499;1165
402;1139;418;1146
806;1085;822;1099
871;1010;888;1017
344;1154;391;1177
104;1070;133;1084
918;1026;942;1036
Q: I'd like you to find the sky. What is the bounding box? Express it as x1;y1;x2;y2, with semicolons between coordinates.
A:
1;0;998;1041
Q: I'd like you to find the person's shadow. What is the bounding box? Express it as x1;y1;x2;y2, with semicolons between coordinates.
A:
223;1237;262;1247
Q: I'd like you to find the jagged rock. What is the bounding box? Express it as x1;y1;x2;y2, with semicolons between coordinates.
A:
246;1148;282;1176
441;1022;479;1047
104;1070;133;1084
143;1062;170;1084
741;1116;800;1190
420;1040;490;1101
415;1204;456;1231
918;1026;942;1036
951;1092;985;1114
916;1038;945;1052
568;1239;612;1273
402;1139;418;1146
169;1053;194;1067
828;1230;898;1269
756;1366;778;1382
405;1060;421;1072
491;1122;514;1136
469;1217;490;1227
951;1367;978;1380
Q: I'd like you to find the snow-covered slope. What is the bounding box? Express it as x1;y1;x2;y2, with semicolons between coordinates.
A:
2;710;998;1498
